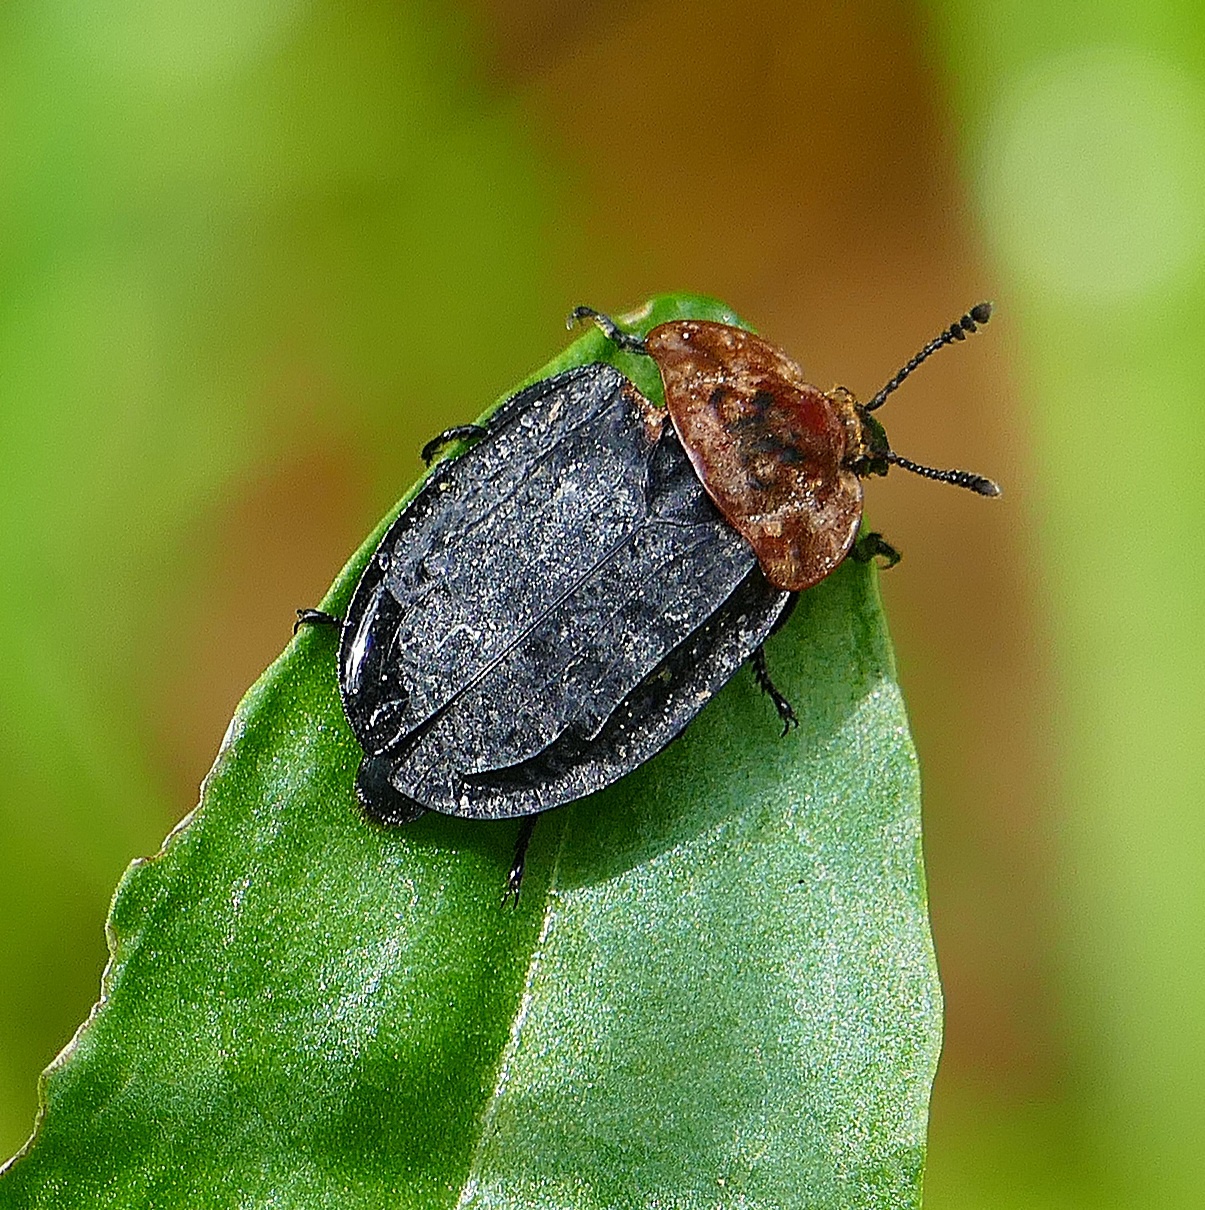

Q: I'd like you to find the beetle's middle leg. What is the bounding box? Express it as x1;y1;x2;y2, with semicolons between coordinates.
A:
751;647;798;736
294;608;342;634
420;424;489;466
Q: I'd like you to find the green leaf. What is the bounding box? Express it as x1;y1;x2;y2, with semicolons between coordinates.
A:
0;294;940;1209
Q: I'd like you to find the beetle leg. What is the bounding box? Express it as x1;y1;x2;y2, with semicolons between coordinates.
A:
502;814;539;907
294;608;342;634
751;647;798;736
851;531;902;569
420;423;489;466
566;305;649;355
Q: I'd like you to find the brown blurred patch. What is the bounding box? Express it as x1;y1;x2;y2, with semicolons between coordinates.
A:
151;446;373;811
473;0;1063;1099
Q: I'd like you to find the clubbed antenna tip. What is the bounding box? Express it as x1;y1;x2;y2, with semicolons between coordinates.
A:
884;450;1001;498
865;301;994;412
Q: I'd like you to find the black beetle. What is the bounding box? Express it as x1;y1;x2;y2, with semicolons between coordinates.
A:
298;299;998;898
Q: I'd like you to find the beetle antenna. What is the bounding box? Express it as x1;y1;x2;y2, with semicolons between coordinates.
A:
883;450;1000;496
864;302;992;413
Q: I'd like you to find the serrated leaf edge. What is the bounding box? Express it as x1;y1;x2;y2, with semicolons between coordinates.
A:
0;693;252;1175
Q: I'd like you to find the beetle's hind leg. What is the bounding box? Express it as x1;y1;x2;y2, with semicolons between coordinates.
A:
502;815;539;907
294;608;342;634
852;531;901;569
421;424;489;466
752;646;798;736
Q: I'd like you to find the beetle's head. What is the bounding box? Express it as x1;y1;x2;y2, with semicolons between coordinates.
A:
851;406;891;478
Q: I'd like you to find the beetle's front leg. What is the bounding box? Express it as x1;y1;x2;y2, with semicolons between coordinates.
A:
851;531;901;569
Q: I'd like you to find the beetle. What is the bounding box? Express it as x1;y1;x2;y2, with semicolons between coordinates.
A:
297;302;999;900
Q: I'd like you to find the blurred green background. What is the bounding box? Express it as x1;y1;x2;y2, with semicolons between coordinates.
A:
1;2;1202;1206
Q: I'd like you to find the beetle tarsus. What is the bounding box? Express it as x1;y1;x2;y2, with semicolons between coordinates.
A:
421;424;489;466
752;647;797;736
502;815;539;907
851;531;901;570
294;608;342;634
567;305;649;355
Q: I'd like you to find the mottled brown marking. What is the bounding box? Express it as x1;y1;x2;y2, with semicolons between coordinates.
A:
621;378;667;446
644;320;865;591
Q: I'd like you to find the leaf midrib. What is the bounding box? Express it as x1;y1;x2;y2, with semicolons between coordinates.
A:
455;813;569;1209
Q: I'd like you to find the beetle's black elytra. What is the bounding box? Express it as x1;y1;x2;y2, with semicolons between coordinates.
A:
330;361;792;821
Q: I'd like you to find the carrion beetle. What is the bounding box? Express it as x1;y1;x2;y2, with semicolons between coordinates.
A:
298;300;999;899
